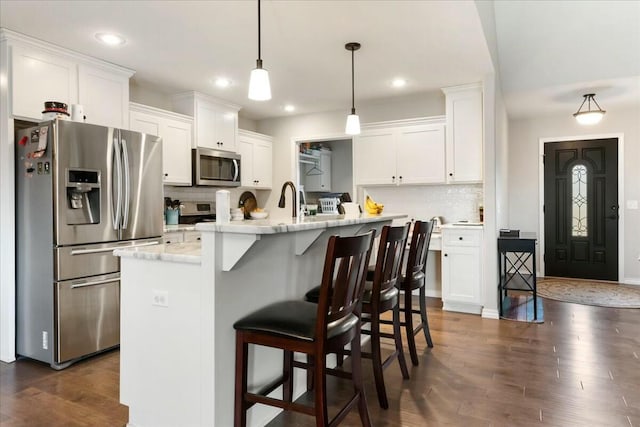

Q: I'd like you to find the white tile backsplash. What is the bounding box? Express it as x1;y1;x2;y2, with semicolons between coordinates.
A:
361;184;483;224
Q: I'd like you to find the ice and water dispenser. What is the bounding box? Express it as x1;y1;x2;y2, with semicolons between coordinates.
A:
66;168;101;225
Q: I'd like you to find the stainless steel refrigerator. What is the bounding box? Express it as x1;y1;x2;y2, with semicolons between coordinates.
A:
15;119;163;369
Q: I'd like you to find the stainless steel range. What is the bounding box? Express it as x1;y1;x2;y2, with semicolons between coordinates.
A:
15;119;163;369
179;201;216;224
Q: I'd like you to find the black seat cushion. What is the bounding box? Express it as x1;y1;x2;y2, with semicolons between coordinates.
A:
234;300;357;342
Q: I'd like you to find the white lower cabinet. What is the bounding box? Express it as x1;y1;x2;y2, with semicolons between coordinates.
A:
441;227;483;314
238;130;272;189
129;103;193;186
163;231;201;244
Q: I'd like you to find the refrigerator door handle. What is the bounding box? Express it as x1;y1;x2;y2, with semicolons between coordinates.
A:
70;241;159;256
121;137;131;229
233;158;239;182
70;277;119;289
112;134;123;230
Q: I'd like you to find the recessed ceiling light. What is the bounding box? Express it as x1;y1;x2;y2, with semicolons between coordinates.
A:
391;78;407;88
284;104;295;112
95;32;126;46
214;78;232;88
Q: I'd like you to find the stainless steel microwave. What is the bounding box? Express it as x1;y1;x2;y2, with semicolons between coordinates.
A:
192;148;241;187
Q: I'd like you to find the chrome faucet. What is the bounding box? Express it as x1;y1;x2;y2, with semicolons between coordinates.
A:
278;181;297;217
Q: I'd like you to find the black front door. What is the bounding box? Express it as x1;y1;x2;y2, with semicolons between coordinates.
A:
544;138;618;281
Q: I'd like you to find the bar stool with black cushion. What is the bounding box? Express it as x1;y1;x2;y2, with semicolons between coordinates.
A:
378;220;435;366
305;224;411;409
233;230;375;427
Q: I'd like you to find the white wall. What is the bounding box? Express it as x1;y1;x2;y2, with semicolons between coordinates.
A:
129;80;173;110
508;107;640;283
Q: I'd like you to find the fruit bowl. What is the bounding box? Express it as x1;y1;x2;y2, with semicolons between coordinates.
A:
250;211;269;219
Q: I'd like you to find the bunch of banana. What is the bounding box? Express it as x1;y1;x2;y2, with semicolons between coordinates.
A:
365;195;384;215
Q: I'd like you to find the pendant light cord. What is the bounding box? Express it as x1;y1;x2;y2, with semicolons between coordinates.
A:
256;0;262;63
351;48;355;114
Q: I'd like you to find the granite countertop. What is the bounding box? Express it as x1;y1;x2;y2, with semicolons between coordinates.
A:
163;224;197;233
115;242;201;264
195;212;406;235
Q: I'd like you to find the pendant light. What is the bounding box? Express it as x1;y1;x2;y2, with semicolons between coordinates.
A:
248;0;271;101
345;42;361;135
573;93;606;125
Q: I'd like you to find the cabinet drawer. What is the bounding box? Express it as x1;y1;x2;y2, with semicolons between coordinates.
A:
183;232;201;243
163;233;184;244
443;230;480;247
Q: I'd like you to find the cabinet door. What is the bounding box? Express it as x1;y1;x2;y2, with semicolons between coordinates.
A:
446;90;483;183
195;101;217;150
353;130;396;185
78;65;129;128
213;108;237;152
253;140;272;189
237;138;255;187
129;111;161;136
162;120;192;186
396;124;445;184
441;246;481;304
11;46;78;120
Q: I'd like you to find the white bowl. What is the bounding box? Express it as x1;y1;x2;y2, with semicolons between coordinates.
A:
250;211;268;219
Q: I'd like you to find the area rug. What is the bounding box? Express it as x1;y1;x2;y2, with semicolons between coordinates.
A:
537;279;640;308
501;295;544;323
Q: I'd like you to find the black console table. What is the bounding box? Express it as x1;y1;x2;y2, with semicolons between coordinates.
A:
498;232;538;320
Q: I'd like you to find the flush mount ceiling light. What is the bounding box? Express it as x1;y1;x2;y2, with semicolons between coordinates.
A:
214;77;231;88
95;32;126;46
573;93;606;125
392;78;407;88
284;104;295;112
345;42;361;135
248;0;271;101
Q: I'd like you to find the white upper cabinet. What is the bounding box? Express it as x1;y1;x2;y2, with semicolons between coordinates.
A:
11;45;78;120
171;92;240;153
129;103;193;186
353;118;446;186
442;83;483;183
6;31;134;125
238;130;272;189
79;65;130;129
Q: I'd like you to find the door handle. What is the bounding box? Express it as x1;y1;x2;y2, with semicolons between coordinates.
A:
607;214;619;220
71;277;119;289
121;137;130;229
112;135;122;230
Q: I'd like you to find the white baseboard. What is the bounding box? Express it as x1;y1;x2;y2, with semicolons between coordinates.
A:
482;308;500;319
442;301;482;315
624;278;640;286
425;289;442;298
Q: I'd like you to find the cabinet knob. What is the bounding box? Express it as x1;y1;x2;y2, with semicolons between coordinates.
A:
164;173;168;177
459;237;463;241
444;253;448;257
449;173;453;177
399;176;403;180
392;176;395;180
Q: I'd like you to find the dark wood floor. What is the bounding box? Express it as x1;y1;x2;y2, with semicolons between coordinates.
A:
2;297;639;426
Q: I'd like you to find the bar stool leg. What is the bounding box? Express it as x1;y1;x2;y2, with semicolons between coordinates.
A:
313;351;328;426
370;313;389;409
306;355;315;392
404;289;419;366
393;302;410;379
351;326;372;427
419;286;434;348
234;333;249;427
283;350;294;402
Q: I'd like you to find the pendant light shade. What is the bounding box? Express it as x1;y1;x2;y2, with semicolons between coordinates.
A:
248;0;271;101
345;42;361;135
573;93;605;125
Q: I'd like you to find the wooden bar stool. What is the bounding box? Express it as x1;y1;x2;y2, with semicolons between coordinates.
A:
390;219;436;366
233;230;375;427
305;224;411;409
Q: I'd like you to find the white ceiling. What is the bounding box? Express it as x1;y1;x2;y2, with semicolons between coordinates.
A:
1;0;638;121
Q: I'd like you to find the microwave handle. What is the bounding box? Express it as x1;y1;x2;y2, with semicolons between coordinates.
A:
232;159;239;182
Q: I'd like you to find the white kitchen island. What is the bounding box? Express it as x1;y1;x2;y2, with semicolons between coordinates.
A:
115;213;405;427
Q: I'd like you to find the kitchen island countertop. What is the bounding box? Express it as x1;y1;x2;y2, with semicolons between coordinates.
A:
114;241;201;264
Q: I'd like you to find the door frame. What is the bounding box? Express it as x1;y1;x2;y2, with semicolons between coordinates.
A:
538;133;625;282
